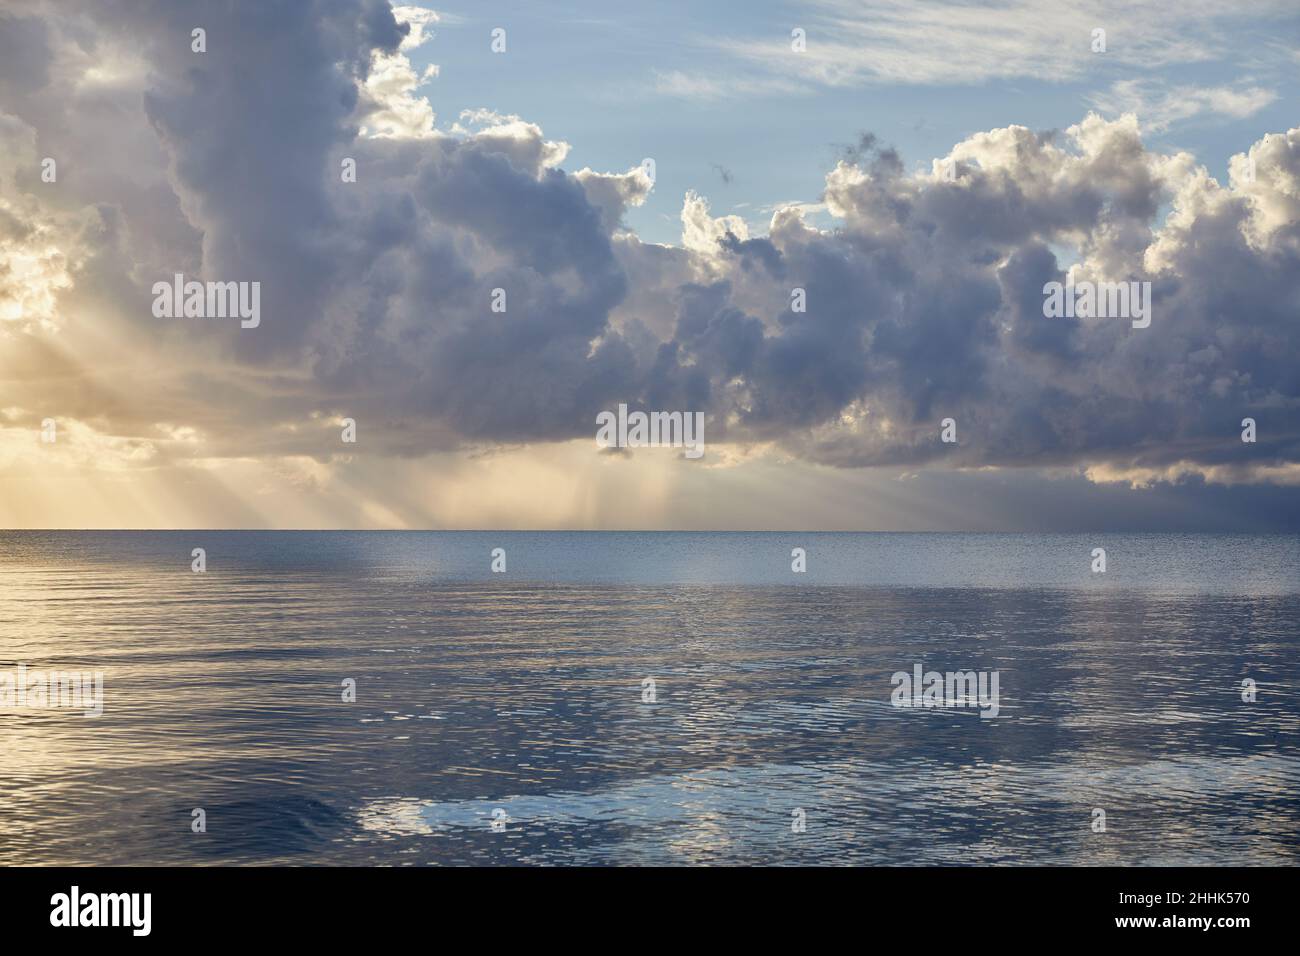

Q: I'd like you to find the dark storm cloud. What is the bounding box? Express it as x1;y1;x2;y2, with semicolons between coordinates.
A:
124;0;405;358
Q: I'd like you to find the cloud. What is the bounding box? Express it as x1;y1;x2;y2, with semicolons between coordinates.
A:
391;4;437;50
0;0;1298;528
651;69;803;101
574;165;654;232
680;190;749;254
656;0;1298;96
360;7;440;141
1089;79;1278;132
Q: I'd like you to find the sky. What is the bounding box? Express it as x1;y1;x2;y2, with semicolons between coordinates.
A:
0;0;1298;530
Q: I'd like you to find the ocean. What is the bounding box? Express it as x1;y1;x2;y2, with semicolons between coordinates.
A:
1;531;1297;865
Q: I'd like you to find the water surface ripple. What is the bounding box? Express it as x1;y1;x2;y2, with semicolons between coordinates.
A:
1;532;1296;865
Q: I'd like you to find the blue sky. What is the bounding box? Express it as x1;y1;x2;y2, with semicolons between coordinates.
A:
414;0;1299;244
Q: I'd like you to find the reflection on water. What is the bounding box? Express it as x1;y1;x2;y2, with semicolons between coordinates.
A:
0;531;1297;865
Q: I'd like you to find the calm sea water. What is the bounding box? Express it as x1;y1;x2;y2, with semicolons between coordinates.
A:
1;531;1297;866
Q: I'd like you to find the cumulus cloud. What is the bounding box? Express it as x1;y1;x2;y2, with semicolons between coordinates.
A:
1;0;1298;522
680;190;749;254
